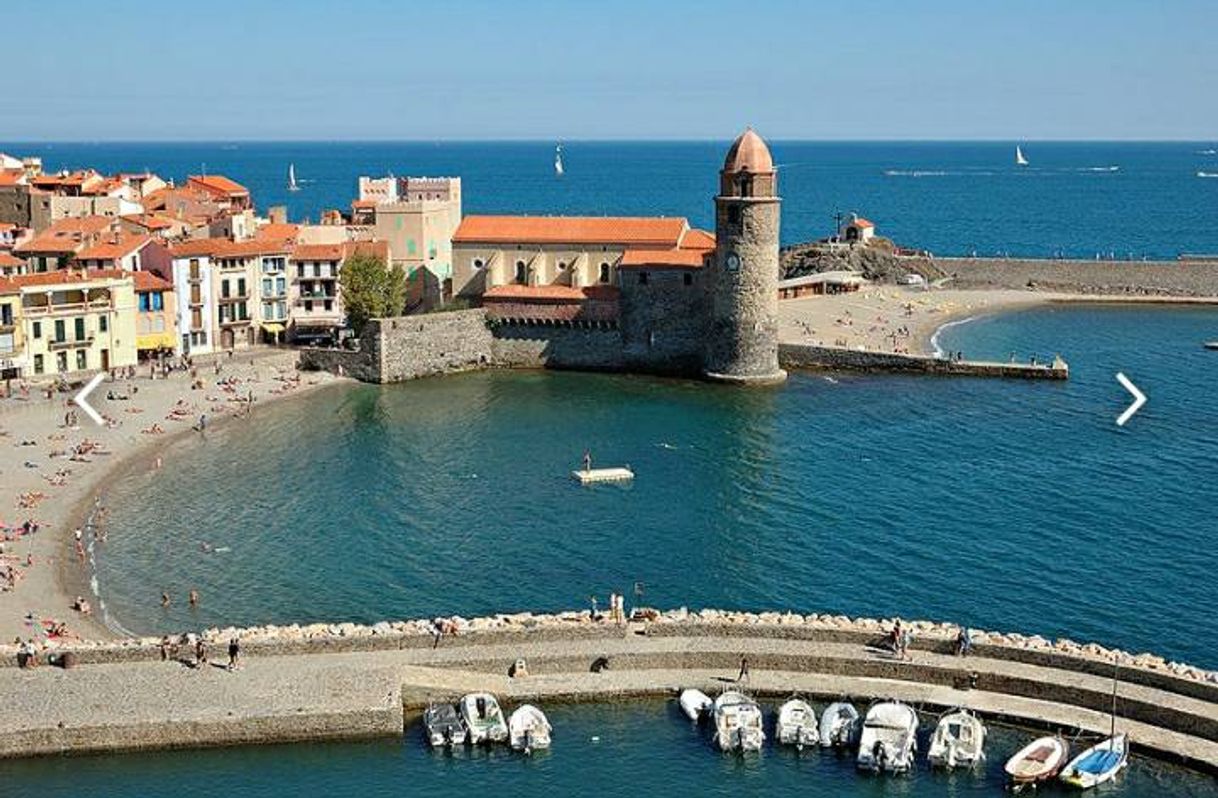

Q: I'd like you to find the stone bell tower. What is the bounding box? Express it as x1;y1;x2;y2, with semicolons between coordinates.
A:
703;128;786;385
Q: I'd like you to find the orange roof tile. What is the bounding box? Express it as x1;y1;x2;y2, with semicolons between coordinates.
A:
351;199;377;209
3;268;128;289
453;216;688;247
212;239;291;258
619;248;709;269
0;252;23;268
482;284;620;302
169;238;226;258
255;223;300;242
76;234;153;261
345;240;389;261
0;170;27;187
679;228;716;250
850;218;875;228
188;174;250;196
121;213;175;231
132;270;173;292
292;243;345;261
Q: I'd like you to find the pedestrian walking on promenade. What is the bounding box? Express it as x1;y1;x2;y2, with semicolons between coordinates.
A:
228;637;240;671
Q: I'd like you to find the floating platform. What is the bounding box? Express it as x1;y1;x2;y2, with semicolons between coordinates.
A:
571;467;634;484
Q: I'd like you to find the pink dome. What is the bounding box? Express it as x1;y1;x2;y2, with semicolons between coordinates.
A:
723;128;774;174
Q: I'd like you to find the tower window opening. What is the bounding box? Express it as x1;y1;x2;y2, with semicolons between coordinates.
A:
728;206;741;225
638;272;649;285
514;261;527;284
683;272;693;286
599;262;610;283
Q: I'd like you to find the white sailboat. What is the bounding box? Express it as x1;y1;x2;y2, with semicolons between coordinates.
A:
1015;146;1029;166
554;144;564;176
288;163;300;192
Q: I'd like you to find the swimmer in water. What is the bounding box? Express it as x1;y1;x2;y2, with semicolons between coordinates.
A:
200;542;212;553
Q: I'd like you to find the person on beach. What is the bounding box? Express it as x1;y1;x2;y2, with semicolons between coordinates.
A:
227;637;240;671
589;594;599;620
195;637;207;667
737;655;750;684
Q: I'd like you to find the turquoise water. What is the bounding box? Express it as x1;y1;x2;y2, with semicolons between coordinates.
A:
3;140;1217;258
2;701;1214;797
96;305;1218;671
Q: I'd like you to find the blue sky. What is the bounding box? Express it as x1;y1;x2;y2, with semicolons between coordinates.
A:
7;0;1216;140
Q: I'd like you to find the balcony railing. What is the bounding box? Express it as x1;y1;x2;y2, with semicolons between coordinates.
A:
219;316;251;326
24;299;112;316
217;293;250;302
49;335;94;350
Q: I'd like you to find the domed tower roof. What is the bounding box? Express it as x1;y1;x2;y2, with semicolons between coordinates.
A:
722;128;774;174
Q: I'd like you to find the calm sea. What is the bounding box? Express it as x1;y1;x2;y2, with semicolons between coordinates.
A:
4;140;1218;258
8;141;1218;795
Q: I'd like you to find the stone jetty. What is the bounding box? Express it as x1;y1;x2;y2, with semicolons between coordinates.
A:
2;609;1216;771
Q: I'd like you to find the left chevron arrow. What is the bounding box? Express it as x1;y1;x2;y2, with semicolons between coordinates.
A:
73;372;106;427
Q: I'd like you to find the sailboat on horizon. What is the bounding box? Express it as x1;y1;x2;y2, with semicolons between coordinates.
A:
1015;146;1029;167
288;163;301;191
554;143;564;177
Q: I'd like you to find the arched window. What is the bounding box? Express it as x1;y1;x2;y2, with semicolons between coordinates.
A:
515;261;527;284
598;262;610;283
737;173;753;198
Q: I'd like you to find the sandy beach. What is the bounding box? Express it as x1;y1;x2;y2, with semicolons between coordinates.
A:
777;285;1218;357
0;350;343;645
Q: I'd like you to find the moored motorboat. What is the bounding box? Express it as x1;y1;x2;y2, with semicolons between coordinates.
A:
819;701;860;748
927;708;986;768
423;702;466;748
856;701;918;773
459;692;509;745
679;688;713;722
776;698;819;750
712;690;765;752
508;704;552;753
1204;341;1218;350
1059;733;1129;789
1005;735;1069;787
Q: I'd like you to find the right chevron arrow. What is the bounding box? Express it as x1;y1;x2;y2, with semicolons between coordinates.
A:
1115;372;1146;428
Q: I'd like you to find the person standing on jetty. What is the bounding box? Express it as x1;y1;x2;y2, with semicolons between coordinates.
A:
737;655;750;684
195;636;207;667
227;637;240;671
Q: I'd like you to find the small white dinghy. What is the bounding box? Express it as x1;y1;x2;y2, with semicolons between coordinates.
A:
1059;733;1129;789
713;690;765;753
819;701;861;748
509;704;552;753
776;698;819;749
927;708;986;769
679;688;713;722
459;692;509;745
857;701;918;774
1005;735;1069;787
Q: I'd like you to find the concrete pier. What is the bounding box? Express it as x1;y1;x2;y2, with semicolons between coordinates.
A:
2;612;1215;771
778;343;1069;379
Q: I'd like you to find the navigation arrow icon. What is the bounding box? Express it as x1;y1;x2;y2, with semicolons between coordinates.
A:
73;372;106;427
1115;372;1146;427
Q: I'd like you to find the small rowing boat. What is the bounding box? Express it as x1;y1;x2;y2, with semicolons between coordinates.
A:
1005;735;1069;787
1059;733;1128;789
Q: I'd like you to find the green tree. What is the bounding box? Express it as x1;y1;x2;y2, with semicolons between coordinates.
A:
340;252;406;335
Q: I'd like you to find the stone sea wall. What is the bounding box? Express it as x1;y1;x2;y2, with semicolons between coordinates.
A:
6;608;1215;693
779;343;1068;379
490;322;625;371
939;257;1218;297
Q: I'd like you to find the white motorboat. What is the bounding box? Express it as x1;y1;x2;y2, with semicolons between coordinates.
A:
508;704;552;753
1005;735;1069;787
423;702;466;748
1059;733;1128;789
459;692;509;745
712;690;765;752
856;701;918;773
927;708;986;768
819;701;861;748
776;698;819;749
679;688;713;722
1204;340;1218;350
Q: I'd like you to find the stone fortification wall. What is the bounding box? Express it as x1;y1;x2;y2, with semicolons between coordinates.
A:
618;269;708;375
375;309;494;382
939;257;1218;297
296;347;379;382
779;343;1067;379
489;323;625;371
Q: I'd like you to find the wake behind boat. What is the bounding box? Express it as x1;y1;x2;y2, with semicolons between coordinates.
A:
712;690;765;752
775;698;818;750
1005;735;1069;787
927;708;986;768
857;701;918;773
1059;733;1129;789
509;704;552;753
819;701;861;748
459;692;509;745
